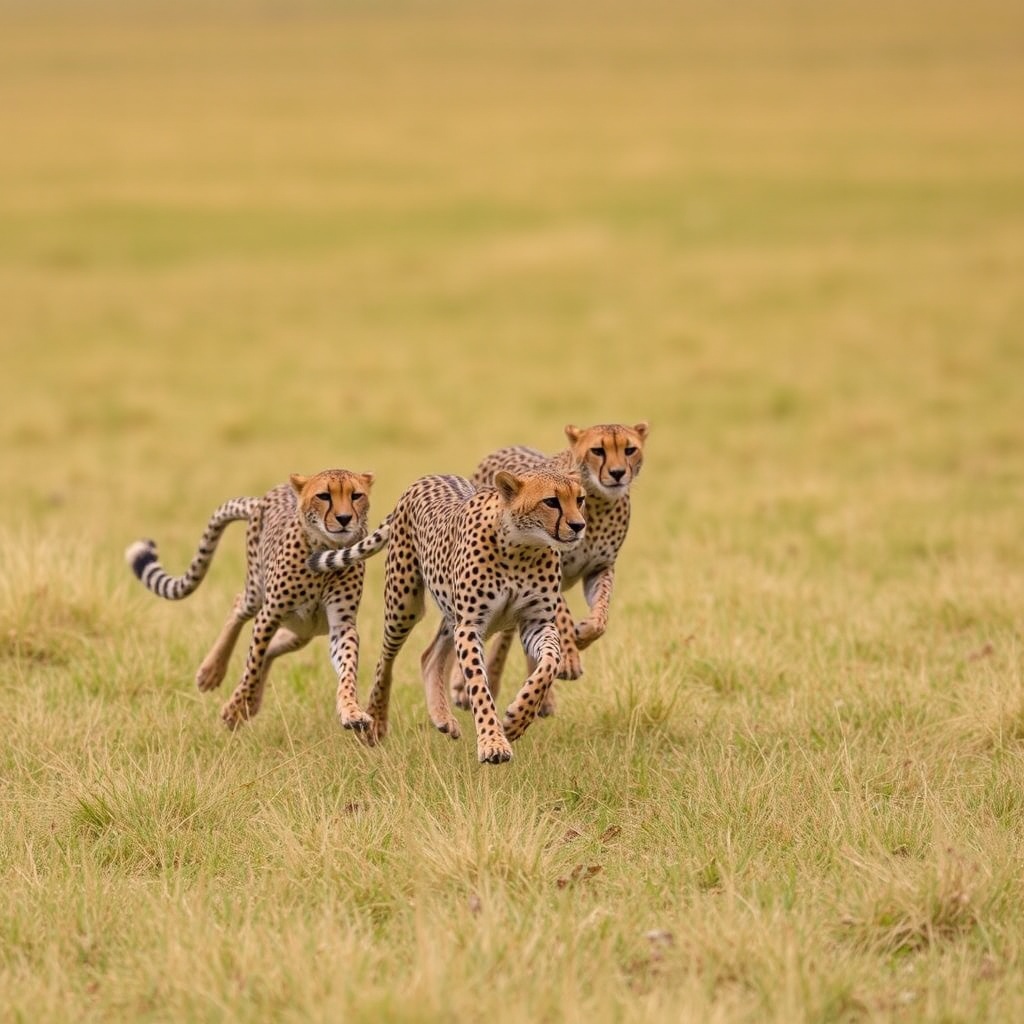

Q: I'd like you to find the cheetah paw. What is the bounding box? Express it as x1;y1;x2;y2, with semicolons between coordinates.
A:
556;649;583;680
575;618;604;650
219;701;250;731
338;708;374;732
477;737;513;764
354;717;387;747
196;658;228;692
501;713;532;742
434;717;462;740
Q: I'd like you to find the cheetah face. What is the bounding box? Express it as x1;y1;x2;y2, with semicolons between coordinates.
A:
289;470;374;548
495;470;586;551
565;421;649;501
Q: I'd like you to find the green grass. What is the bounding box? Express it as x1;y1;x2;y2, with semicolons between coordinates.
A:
2;0;1024;1019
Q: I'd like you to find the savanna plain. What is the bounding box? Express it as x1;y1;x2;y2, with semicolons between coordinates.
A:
2;1;1024;1021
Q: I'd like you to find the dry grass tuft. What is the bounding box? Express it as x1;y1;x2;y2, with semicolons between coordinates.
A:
839;849;985;957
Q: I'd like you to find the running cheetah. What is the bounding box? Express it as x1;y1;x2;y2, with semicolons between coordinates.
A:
461;421;649;713
126;470;375;730
308;469;587;763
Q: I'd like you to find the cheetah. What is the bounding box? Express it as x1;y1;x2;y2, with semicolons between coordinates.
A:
307;469;587;763
125;470;376;731
456;421;649;714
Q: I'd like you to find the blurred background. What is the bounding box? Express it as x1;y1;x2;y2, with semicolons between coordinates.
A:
1;0;1022;581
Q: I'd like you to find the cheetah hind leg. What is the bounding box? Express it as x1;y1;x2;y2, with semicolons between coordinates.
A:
554;598;583;681
360;536;428;745
203;512;263;694
449;661;468;711
196;593;255;692
421;623;460;739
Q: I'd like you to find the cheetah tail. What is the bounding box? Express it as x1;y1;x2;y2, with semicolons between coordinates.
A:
125;496;260;601
308;517;392;574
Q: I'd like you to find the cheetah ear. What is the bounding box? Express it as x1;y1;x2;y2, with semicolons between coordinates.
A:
633;421;650;440
358;472;375;490
564;424;583;444
494;470;523;504
289;474;308;495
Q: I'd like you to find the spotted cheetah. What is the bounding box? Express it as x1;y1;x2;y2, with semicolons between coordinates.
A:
457;421;649;714
125;470;375;731
308;469;587;763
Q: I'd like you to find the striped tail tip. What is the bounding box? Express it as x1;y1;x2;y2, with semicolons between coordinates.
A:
126;539;158;579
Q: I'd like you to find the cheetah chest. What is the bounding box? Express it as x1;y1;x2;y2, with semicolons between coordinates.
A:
278;583;329;637
482;590;527;636
438;547;558;637
485;560;560;635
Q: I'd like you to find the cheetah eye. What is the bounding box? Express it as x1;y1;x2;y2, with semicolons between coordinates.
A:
542;497;560;509
624;446;638;456
351;492;364;502
576;496;585;507
590;446;605;457
315;491;331;502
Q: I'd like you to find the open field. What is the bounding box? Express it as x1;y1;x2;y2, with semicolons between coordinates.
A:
2;0;1024;1020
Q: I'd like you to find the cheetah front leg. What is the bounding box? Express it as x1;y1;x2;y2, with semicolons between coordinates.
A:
454;622;512;764
502;618;560;742
220;606;282;728
519;650;558;717
451;627;514;710
517;599;578;720
421;621;461;739
575;565;614;650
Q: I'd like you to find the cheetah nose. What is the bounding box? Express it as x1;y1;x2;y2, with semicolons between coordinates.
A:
568;520;585;534
609;468;626;482
335;513;352;527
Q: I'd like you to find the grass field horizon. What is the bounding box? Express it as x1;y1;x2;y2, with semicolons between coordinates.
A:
2;1;1024;1020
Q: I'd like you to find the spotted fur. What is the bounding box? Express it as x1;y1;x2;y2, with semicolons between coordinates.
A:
460;421;649;714
126;469;375;730
308;470;587;763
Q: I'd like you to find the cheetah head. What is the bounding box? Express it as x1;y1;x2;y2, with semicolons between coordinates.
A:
495;469;586;551
565;421;649;501
290;469;374;549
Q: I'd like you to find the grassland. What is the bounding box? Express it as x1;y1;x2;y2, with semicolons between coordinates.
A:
2;0;1024;1020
